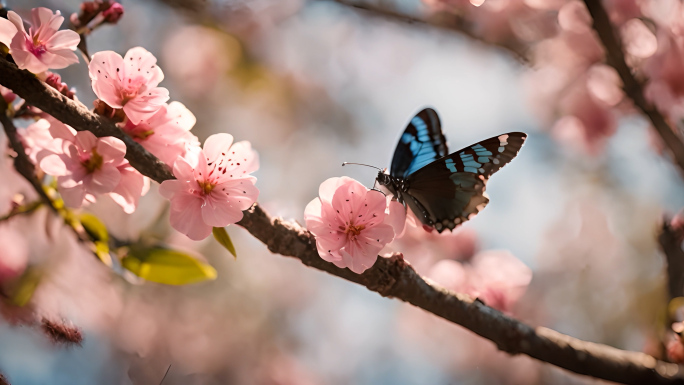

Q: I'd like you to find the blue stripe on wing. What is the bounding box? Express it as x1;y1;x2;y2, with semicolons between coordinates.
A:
390;108;449;179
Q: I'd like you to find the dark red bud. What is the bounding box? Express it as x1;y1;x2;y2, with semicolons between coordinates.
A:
102;3;124;24
44;72;76;100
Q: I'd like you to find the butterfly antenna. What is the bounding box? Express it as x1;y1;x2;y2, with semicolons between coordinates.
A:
341;162;383;171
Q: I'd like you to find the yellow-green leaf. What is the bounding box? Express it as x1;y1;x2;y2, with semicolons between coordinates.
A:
78;213;108;242
122;247;217;285
213;227;236;259
8;268;42;307
94;241;112;267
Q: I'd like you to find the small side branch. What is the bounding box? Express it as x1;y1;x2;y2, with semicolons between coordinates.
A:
582;0;684;178
0;97;57;213
661;218;684;300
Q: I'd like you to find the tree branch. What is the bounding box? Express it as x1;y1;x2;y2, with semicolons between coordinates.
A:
661;218;684;301
324;0;530;63
582;0;684;179
1;57;684;384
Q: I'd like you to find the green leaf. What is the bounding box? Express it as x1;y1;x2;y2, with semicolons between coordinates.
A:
94;241;112;267
8;268;42;307
122;247;217;285
78;213;108;242
213;227;237;259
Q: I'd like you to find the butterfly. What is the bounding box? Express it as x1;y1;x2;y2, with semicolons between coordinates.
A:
375;108;527;233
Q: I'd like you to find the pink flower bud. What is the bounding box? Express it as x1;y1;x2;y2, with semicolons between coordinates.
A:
102;3;124;24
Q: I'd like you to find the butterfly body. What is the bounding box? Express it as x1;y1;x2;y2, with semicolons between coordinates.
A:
376;108;526;233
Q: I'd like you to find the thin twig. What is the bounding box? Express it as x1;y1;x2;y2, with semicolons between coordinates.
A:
1;57;684;384
159;364;171;385
582;0;684;179
0;97;57;214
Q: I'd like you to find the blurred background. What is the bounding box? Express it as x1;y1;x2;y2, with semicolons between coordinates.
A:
2;0;684;384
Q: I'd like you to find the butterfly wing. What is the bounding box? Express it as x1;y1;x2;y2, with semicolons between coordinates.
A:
390;108;449;179
405;132;527;232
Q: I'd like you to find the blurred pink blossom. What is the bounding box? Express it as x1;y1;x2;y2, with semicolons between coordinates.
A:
0;225;28;283
159;133;259;240
557;1;592;34
0;8;79;74
1;86;16;104
552;79;616;154
120;101;199;166
21;118;56;163
672;209;684;235
37;130;127;208
643;32;684;122
429;250;531;313
667;336;684;364
620;18;657;59
304;177;405;274
389;218;478;275
89;47;169;124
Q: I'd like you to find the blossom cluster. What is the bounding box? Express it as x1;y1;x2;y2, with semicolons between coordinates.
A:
1;7;259;241
422;0;682;154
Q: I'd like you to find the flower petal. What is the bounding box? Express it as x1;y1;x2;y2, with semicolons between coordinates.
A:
89;51;125;107
97;136;127;161
38;152;69;176
87;164;121;194
385;199;407;237
45;29;80;51
203;133;234;162
168;193;212;240
201;196;244;227
123;88;169;124
0;17;17;47
123;47;164;86
109;164;146;214
74;131;97;152
59;183;86;208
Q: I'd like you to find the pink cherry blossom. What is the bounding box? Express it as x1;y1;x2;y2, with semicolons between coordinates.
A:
37;130;127;209
0;8;79;74
22;118;148;213
620;18;658;59
429;250;532;313
119;101;199;166
304;177;406;274
88;47;169;124
159;133;259;240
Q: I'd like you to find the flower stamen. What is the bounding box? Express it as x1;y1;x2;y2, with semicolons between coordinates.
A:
82;148;104;173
